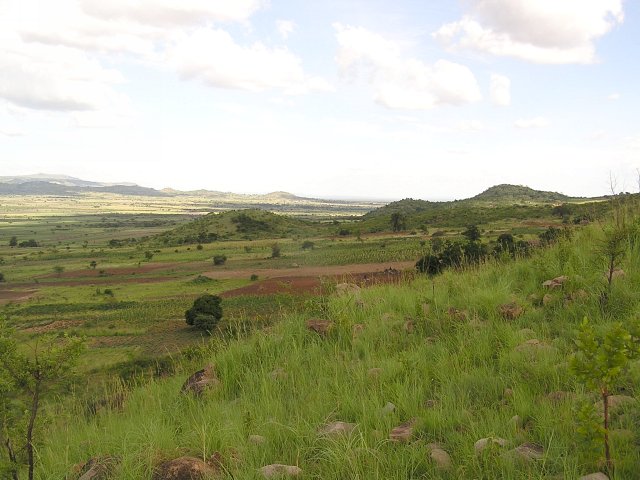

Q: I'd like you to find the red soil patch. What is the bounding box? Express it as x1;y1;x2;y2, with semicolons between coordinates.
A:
21;320;82;334
221;267;413;298
0;288;37;304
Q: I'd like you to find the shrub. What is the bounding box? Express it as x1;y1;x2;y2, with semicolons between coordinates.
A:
196;244;203;250
270;243;281;258
144;251;153;260
250;274;259;281
213;254;227;265
0;272;4;283
301;240;315;250
185;294;223;333
18;239;38;248
415;254;442;276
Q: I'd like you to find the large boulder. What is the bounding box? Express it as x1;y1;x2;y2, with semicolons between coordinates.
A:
319;421;357;436
426;444;452;470
336;283;361;296
499;302;523;320
542;276;568;289
389;419;417;443
259;464;302;478
181;364;220;396
152;456;219;480
474;437;507;454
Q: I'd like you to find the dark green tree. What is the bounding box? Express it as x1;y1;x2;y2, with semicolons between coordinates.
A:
390;212;406;232
8;237;17;247
462;225;481;242
185;295;223;334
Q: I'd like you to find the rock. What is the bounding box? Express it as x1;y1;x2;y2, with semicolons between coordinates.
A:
404;320;415;333
389;418;417;443
306;318;333;335
528;294;542;306
355;298;366;308
249;435;266;445
542;276;568;289
76;456;118;480
499;302;523;320
152;456;218;480
515;339;552;353
447;307;468;321
367;368;382;378
512;442;544;461
509;415;522;428
352;324;365;338
503;388;514;399
269;368;287;380
290;263;299;268
607;268;625;280
181;364;220;396
381;402;396;414
336;283;360;296
319;421;357;436
474;437;507;454
542;294;554;306
426;443;452;470
578;473;609;480
424;336;437;344
259;464;302;478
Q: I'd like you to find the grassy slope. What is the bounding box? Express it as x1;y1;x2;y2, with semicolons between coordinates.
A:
37;224;640;479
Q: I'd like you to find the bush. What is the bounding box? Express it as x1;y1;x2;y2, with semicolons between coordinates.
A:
270;243;281;258
185;294;223;333
18;239;38;247
250;274;259;281
0;272;4;283
213;254;227;265
415;254;442;276
301;240;315;250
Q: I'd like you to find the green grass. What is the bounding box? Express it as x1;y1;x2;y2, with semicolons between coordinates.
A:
27;221;640;479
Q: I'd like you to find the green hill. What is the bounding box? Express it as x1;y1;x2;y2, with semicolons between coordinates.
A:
32;222;640;478
472;184;572;203
152;208;323;245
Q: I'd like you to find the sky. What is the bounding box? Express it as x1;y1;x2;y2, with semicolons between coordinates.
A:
0;0;639;200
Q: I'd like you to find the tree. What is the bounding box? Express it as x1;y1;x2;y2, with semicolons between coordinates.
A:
390;212;406;232
415;254;442;276
270;243;281;258
8;237;17;247
570;318;640;476
212;255;227;266
185;295;223;334
462;225;481;242
0;325;84;480
0;273;4;283
89;261;97;270
144;251;153;261
301;240;315;250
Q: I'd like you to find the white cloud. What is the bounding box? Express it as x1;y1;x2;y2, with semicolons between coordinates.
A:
514;117;550;129
608;92;621;101
490;74;510;106
167;29;331;94
334;23;481;110
433;0;624;64
276;20;296;40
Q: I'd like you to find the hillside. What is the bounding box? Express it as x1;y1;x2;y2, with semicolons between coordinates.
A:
152;208;323;245
34;222;640;478
0;180;167;197
472;184;572;203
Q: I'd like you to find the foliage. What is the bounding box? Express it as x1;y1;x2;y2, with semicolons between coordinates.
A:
212;254;227;266
144;251;153;260
0;273;4;283
390;212;406;232
52;266;64;277
569;318;640;475
270;243;281;258
9;236;17;247
301;240;315;250
0;324;84;479
185;295;223;334
462;224;481;242
18;240;38;248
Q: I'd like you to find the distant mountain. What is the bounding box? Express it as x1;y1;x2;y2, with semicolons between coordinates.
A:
471;184;572;203
0;173;136;187
0;178;167;197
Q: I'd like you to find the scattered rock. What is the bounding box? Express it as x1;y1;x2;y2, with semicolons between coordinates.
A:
499;302;523;320
152;456;218;480
503;388;514;399
426;443;452;470
528;294;542;306
424;336;437;344
509;415;522;428
512;442;544;461
389;418;417;443
352;323;365;338
607;268;625;280
474;437;507;454
269;368;287;380
578;473;609;480
567;289;589;302
515;339;552;353
181;365;220;396
259;464;302;478
404;320;415;333
249;435;266;445
355;298;366;308
367;368;382;378
542;294;554;306
381;402;396;414
542;276;568;289
336;283;361;296
424;399;438;409
319;421;357;436
447;307;468;321
306;318;333;336
76;456;118;480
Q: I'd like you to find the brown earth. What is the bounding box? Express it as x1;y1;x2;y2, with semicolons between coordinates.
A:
21;320;82;334
0;288;37;304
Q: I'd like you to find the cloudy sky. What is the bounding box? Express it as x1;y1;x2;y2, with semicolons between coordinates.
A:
1;0;638;199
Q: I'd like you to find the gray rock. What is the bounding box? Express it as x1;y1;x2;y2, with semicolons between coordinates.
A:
259;464;303;478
